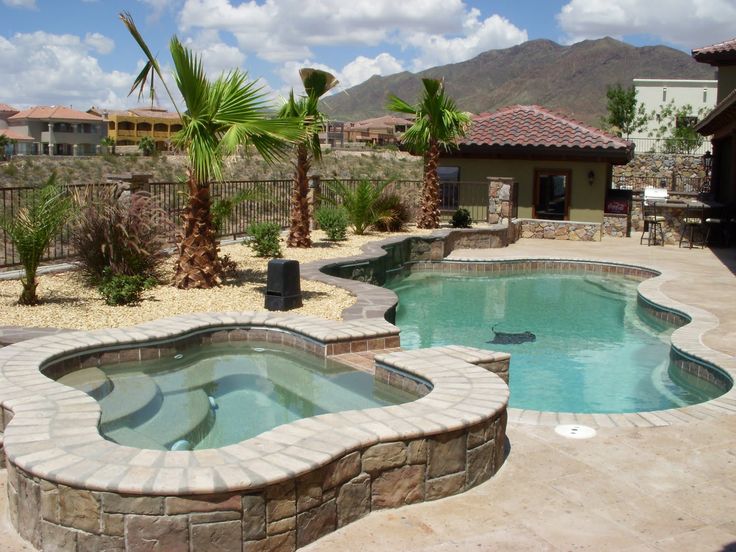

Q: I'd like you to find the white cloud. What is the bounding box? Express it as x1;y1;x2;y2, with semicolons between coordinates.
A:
557;0;736;49
183;31;246;76
137;0;175;22
84;32;115;55
0;31;134;110
407;11;528;71
341;53;404;88
177;0;519;64
2;0;36;8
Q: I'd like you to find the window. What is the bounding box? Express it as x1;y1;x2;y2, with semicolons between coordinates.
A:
662;87;667;102
438;166;460;210
703;88;708;103
534;170;570;220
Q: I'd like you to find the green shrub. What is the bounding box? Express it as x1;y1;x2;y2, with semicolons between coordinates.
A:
324;179;391;235
371;193;410;232
315;206;349;240
247;222;282;257
97;269;155;306
451;208;472;228
138;136;155;156
70;187;172;286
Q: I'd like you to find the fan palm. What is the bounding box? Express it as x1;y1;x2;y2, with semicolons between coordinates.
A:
120;12;304;288
0;174;72;305
279;68;338;247
387;78;471;229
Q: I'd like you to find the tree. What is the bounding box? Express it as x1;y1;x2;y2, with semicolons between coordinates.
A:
0;134;11;160
0;174;72;305
138;136;155;156
648;101;707;154
279;68;338;248
386;78;470;229
603;84;648;138
120;12;303;289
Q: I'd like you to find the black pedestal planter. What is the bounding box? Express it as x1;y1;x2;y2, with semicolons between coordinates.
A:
265;259;303;311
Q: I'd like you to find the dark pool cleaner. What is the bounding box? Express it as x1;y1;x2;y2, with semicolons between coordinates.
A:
487;324;536;345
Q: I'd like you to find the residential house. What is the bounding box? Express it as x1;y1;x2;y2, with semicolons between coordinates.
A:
89;107;182;151
692;37;736;205
344;115;413;146
631;78;717;154
440;105;633;240
0;104;34;156
6;106;106;156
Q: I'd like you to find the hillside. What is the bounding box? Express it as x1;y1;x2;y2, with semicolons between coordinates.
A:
0;149;423;188
322;37;716;124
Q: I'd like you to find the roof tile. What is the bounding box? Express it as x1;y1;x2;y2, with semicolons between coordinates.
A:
9;106;102;122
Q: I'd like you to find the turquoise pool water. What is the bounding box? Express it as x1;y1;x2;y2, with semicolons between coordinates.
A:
386;271;724;413
63;341;417;450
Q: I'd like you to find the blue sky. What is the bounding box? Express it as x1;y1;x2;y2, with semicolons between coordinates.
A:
1;0;735;111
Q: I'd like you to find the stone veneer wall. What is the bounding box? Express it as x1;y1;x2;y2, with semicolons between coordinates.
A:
603;214;629;238
0;315;510;552
487;177;515;225
518;219;602;241
613;153;708;185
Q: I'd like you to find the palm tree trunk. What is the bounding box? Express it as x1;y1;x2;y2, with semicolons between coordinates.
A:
287;144;312;248
173;172;222;289
417;140;441;229
19;265;38;305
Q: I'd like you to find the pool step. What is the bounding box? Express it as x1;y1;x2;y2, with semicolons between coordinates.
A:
98;372;163;432
104;427;167;451
57;367;112;401
105;388;213;450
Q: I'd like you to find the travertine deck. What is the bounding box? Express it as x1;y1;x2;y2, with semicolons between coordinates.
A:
301;237;736;551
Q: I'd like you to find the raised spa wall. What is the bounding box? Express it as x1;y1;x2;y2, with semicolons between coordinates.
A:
0;313;509;552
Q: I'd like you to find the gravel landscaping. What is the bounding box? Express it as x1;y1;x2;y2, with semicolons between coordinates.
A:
0;228;431;330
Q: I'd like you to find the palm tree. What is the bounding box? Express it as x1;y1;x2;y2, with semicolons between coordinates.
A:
0;174;72;305
387;78;471;229
120;12;303;288
279;68;338;247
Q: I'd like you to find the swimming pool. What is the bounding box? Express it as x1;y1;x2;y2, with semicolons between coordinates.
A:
386;270;726;413
58;340;418;450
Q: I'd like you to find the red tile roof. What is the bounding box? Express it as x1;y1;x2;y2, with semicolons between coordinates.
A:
457;105;632;158
0;128;33;142
692;37;736;64
0;103;18;114
9;106;102;122
90;107;180;120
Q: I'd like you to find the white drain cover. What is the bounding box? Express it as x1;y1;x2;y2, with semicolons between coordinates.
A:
554;424;597;439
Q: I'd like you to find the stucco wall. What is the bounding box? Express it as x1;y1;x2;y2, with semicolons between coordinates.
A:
439;157;609;223
717;67;736;102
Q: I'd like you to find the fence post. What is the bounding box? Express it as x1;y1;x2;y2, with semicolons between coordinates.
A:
308;174;321;230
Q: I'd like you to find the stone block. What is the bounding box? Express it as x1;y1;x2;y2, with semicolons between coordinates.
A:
190;511;241;524
78;533;125;552
125;515;189;552
361;442;407;474
296;499;336;548
371;465;425;509
102;513;125;536
191;520;242;552
322;452;360;489
102;492;164;515
296;470;323;513
267;515;295;535
426;471;466;501
427;431;466;478
467;440;494;488
242;494;266;540
18;475;41;547
265;482;295;522
59;486;101;534
407;439;427;464
41;520;77;551
337;473;370;528
244;531;295;552
467;422;489;449
41;487;60;523
165;493;241;514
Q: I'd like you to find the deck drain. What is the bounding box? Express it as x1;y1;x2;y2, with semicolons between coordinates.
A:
554;424;597;440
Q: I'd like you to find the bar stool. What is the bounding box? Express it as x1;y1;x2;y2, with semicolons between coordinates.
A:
640;198;665;246
679;203;705;248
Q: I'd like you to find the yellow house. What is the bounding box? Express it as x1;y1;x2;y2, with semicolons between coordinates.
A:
88;107;182;151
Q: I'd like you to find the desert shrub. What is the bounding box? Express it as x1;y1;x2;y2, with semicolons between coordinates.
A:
451;207;472;228
324;179;391;235
70;187;172;286
371;193;410;232
138;136;155;156
97;269;156;306
246;222;282;257
315;206;349;240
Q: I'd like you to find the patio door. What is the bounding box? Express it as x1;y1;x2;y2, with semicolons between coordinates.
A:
534;169;571;220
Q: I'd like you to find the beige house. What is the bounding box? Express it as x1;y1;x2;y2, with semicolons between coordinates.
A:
6;106;106;156
344;115;413;145
440;105;633;240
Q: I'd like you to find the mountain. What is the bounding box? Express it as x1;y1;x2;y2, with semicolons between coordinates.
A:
321;37;716;125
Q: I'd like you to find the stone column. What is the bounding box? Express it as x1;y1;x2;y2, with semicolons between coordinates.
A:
308;174;321;230
72;144;79;157
47;122;55;156
487;177;514;224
